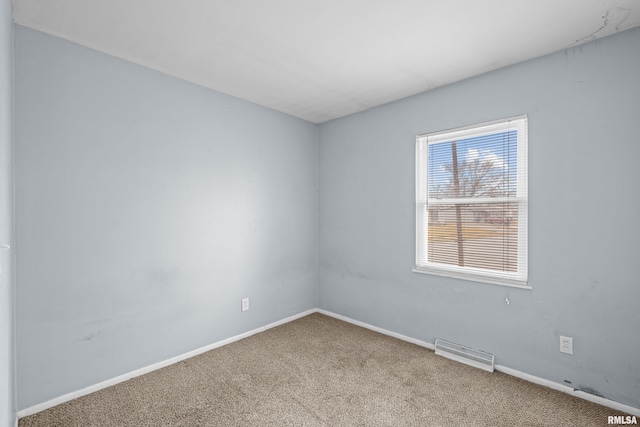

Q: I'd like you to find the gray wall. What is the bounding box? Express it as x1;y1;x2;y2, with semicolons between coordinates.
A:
0;0;14;425
318;28;640;408
12;19;640;414
14;25;317;410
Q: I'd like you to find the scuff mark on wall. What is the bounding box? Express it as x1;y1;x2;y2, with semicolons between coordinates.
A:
78;331;103;342
576;386;604;397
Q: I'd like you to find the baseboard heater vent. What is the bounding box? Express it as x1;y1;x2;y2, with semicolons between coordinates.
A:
434;338;495;372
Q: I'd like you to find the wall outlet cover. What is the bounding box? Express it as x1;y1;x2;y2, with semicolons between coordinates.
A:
560;336;573;354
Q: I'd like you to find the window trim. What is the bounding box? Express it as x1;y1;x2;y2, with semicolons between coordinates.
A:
414;115;529;289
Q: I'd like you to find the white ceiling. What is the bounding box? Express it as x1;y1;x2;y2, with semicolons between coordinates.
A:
12;0;640;123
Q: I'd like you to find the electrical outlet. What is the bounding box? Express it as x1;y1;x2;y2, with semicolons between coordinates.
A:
559;336;573;354
241;298;249;312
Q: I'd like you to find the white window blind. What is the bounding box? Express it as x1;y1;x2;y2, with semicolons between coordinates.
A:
415;115;528;287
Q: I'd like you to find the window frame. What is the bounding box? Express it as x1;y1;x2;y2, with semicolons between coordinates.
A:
413;115;529;289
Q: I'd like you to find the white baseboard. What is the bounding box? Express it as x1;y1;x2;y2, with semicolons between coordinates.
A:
17;307;640;419
318;309;640;417
316;309;435;350
495;365;640;417
17;308;316;418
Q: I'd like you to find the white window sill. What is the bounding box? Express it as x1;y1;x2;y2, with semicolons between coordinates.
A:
412;267;532;290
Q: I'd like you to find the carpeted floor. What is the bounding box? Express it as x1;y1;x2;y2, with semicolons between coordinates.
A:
20;313;630;426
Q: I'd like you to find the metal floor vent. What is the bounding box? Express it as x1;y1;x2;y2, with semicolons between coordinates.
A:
434;338;495;372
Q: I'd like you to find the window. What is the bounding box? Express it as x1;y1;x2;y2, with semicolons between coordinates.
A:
414;115;528;288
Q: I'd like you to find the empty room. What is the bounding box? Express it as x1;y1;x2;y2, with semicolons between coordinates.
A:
1;0;639;426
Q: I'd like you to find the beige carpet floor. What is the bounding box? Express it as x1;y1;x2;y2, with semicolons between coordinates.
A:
20;313;630;426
